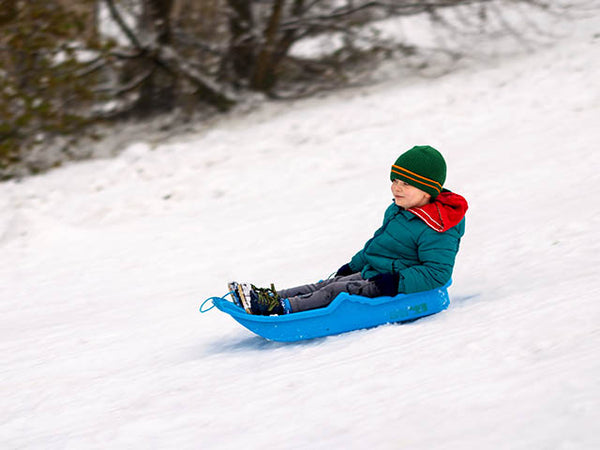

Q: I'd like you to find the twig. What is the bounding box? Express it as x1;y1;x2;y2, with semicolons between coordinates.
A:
103;0;145;51
96;67;155;95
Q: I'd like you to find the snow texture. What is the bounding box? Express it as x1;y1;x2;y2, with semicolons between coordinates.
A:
1;12;599;450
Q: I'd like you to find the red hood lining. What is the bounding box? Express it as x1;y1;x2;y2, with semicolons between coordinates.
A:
408;191;468;232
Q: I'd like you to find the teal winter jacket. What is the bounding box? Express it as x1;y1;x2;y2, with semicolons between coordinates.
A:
348;191;468;294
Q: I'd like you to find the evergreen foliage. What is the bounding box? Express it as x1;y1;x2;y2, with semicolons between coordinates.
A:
0;0;107;169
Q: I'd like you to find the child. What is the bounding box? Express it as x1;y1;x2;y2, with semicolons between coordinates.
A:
230;145;468;316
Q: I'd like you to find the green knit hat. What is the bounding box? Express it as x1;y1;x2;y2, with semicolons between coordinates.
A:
390;145;447;198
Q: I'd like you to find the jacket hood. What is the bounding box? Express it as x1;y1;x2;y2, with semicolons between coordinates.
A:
408;190;468;232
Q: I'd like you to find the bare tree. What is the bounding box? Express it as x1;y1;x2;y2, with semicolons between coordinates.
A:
99;0;564;105
1;0;580;177
219;0;562;95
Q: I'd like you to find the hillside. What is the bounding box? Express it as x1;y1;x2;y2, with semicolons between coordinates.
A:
1;12;599;450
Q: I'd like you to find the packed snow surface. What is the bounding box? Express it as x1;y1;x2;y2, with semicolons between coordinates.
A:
2;13;599;450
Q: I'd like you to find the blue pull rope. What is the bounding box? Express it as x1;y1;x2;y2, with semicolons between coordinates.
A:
199;291;235;313
199;297;218;313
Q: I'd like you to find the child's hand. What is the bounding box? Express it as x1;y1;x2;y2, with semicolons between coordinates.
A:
369;273;400;297
335;264;355;277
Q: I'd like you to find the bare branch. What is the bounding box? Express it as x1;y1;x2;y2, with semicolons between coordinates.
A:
102;0;236;110
109;49;146;59
97;67;156;95
157;45;237;110
76;57;108;78
282;0;495;29
103;0;145;50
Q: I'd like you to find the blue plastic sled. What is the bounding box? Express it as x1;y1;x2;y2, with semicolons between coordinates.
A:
201;281;451;342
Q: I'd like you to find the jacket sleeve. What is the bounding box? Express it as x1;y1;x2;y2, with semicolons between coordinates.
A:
397;223;464;293
349;248;368;273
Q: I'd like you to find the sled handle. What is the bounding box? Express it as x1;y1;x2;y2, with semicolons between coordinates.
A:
199;297;218;313
199;291;235;313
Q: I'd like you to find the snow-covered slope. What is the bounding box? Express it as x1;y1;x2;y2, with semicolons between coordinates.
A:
1;14;599;450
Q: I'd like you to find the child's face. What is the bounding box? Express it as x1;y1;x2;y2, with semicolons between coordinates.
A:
391;179;432;209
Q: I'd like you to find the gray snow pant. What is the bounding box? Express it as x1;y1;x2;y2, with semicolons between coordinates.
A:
278;273;383;313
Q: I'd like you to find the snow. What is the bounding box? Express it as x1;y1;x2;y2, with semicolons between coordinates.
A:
2;12;600;450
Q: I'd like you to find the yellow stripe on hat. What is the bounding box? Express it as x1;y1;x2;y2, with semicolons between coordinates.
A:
391;165;442;193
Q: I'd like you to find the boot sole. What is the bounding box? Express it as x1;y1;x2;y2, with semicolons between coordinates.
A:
227;282;242;307
237;283;253;314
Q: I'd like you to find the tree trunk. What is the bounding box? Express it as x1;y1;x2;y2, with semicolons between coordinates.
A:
135;0;176;114
250;0;285;92
225;0;256;84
